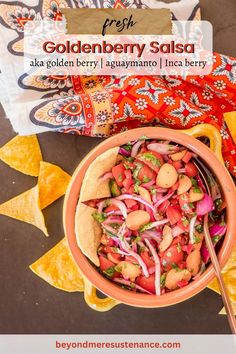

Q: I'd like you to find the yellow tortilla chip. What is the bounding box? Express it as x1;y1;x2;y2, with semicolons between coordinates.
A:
219;302;236;315
79;147;119;202
30;238;84;292
38;161;71;209
75;202;102;266
224;111;236;145
0;135;42;176
0;186;48;236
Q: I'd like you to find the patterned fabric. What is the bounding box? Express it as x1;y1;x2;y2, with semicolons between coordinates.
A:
0;0;236;176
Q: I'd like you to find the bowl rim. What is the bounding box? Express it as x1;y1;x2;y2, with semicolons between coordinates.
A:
63;127;236;307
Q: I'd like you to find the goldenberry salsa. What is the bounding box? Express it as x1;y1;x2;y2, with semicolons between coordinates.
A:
79;137;226;295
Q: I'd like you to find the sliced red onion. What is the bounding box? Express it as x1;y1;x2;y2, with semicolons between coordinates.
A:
113;278;153;295
98;200;106;214
141;231;162;243
99;172;113;181
119;229;149;278
201;244;210;264
172;226;184;237
119;147;131;157
117;194;156;213
109;199;128;218
147;142;179;155
143;219;169;231
209;223;227;237
106;210;123;216
131;140;144;157
103;216;123;225
196;194;214;215
177;168;186;174
155;191;174;208
102;224;117;235
141;179;155;188
145;205;155;222
145;239;161;296
189;215;197;244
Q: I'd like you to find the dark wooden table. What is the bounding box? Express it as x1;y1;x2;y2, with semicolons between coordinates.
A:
0;0;235;334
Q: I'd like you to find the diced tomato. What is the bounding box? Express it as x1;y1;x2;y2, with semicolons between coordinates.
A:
99;255;115;271
130;204;139;211
172;235;186;246
100;234;114;246
158;200;170;214
182;244;194;254
161;244;184;270
178;193;192;214
172;160;182;170
103;246;115;254
125;255;139;264
127;185;135;194
136;163;156;183
124;199;137;209
107;252;122;264
136;274;155;293
185;162;198;177
177;280;189;288
112;163;126;187
141;251;155;268
124;169;132;179
177;261;187;270
123;161;135;170
136;151;164;173
182;151;193;164
122;178;133;190
104;205;120;213
166;205;182;225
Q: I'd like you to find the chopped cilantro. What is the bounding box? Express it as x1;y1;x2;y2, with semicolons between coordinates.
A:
215;198;223;211
193;234;201;243
122;143;132;152
160;274;166;287
134;180;141;193
142;175;151;183
139;135;149;141
188;202;195;209
103;266;115;277
92;211;106;223
134;235;141;243
195;224;203;233
133;163;143;179
140;222;153;232
150;186;157;195
171;263;181;271
181;216;189;226
193;186;202;193
142;152;161;167
118;173;123;182
190;178;198;186
176;243;182;253
212;235;221;244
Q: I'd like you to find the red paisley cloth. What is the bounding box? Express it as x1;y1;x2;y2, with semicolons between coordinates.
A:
71;53;236;176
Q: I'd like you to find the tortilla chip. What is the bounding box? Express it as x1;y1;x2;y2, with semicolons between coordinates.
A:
30;238;84;292
219;302;236;315
75;202;102;266
224;111;236;145
79;147;119;202
0;135;42;176
38;161;71;209
0;186;48;236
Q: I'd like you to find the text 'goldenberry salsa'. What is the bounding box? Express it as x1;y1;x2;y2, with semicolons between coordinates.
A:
83;137;226;295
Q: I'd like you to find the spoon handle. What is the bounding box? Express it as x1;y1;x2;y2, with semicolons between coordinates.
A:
204;215;236;334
